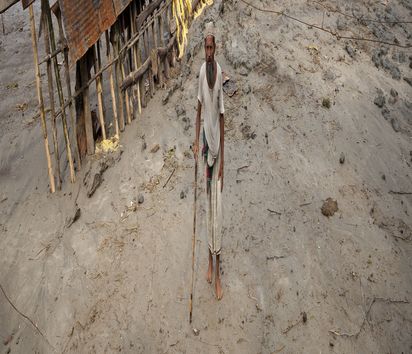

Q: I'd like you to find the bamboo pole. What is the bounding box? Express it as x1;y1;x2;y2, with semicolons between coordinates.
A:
42;1;61;189
152;8;162;87
114;22;125;131
146;15;155;97
94;40;107;139
131;2;142;114
130;3;142;116
79;54;94;155
29;4;55;193
120;14;132;125
158;8;166;87
43;0;75;183
55;8;81;169
105;30;119;137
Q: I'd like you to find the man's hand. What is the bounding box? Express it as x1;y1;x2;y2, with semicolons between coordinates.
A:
218;160;224;192
193;141;199;162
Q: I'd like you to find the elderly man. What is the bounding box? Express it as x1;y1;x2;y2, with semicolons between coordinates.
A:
193;24;225;300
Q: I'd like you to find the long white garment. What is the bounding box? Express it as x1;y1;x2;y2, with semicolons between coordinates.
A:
207;151;222;255
197;60;225;255
197;61;225;161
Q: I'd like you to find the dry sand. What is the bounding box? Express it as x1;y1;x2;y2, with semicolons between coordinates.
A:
1;0;412;353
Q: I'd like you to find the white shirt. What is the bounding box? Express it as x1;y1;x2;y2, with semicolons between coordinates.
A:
197;61;225;162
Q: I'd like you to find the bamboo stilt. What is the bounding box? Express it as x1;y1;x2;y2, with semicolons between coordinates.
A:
94;41;107;139
42;2;61;190
130;4;142;116
43;0;75;184
105;30;119;137
29;5;55;193
55;8;81;169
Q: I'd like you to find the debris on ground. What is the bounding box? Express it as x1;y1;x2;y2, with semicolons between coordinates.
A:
321;198;338;217
150;144;160;153
322;97;331;109
95;135;119;154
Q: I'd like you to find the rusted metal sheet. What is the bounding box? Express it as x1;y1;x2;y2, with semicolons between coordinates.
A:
58;0;117;64
112;0;132;16
0;0;19;13
21;0;35;10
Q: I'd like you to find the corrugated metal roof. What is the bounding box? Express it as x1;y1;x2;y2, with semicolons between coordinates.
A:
112;0;132;16
0;0;19;13
59;0;117;64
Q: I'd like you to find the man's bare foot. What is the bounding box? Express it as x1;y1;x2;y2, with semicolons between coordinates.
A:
207;250;213;283
215;275;223;300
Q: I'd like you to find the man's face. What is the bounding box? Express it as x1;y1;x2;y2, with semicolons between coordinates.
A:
205;36;215;63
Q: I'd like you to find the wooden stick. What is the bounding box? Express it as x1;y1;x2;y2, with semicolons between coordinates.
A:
29;4;55;193
152;8;160;86
42;1;61;190
131;2;142;115
55;7;81;169
120;14;132;125
80;54;94;155
189;158;198;323
114;22;125;131
159;10;168;81
105;30;119;137
146;19;154;97
38;44;66;65
44;0;75;183
121;34;175;90
94;40;107;139
0;283;54;350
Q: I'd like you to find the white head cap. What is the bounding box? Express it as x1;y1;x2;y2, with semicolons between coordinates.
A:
204;21;215;40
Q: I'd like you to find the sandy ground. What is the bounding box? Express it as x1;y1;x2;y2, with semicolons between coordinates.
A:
1;0;412;353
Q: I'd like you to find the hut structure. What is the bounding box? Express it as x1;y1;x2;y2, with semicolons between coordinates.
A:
1;0;208;192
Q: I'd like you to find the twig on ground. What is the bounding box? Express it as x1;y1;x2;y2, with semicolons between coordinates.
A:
389;190;412;195
237;165;250;173
239;0;411;48
299;202;312;207
311;0;412;24
329;297;410;338
267;208;282;215
267;255;286;260
282;317;303;334
0;283;55;350
163;168;176;188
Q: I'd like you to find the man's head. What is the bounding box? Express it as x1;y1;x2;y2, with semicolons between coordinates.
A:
204;34;215;63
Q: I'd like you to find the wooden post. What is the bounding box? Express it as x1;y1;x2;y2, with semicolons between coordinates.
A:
43;0;75;184
80;54;94;155
94;40;107;139
130;3;142;116
29;4;55;193
134;0;146;109
55;7;81;169
114;22;125;131
42;1;61;189
147;17;154;97
158;8;166;84
105;30;119;137
120;14;132;125
152;8;162;87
